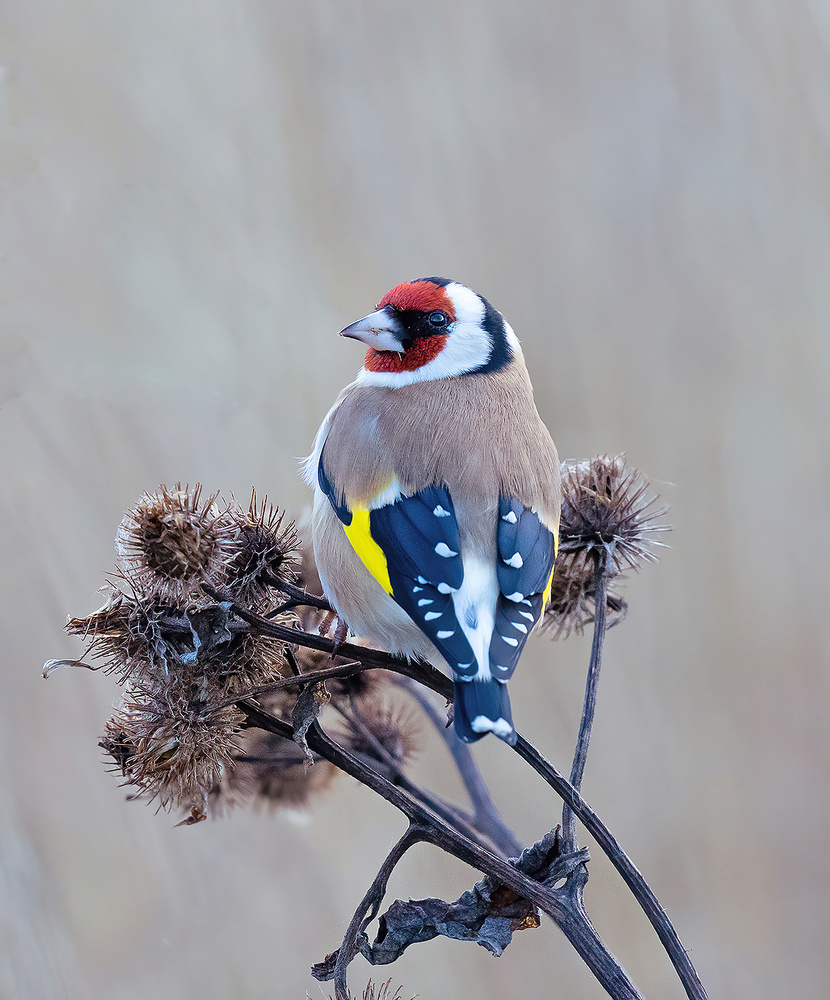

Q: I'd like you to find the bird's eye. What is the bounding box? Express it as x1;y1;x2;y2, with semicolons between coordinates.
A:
428;311;448;327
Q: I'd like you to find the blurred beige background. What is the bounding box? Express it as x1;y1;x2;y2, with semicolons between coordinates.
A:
2;2;828;997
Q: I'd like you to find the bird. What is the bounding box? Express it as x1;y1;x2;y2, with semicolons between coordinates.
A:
303;277;560;745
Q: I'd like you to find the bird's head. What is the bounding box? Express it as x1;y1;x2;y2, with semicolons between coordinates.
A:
341;278;520;386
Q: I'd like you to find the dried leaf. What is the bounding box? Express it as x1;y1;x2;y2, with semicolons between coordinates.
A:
314;830;581;978
42;658;99;678
292;682;330;767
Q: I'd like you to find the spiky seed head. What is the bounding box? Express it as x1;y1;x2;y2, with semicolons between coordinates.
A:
544;455;669;638
224;491;299;607
65;588;169;682
212;729;338;812
101;681;243;818
339;700;420;780
558;454;669;572
66;587;291;696
115;484;240;607
207;628;291;699
330;978;415;1000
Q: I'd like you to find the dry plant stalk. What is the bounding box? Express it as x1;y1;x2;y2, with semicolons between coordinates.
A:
45;459;705;1000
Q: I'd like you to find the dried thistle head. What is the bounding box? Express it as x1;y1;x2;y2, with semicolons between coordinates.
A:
558;455;668;573
543;455;669;638
212;728;338;813
65;588;170;682
330;978;416;1000
101;679;244;820
338;699;420;780
225;491;300;607
91;598;295;821
115;484;239;607
59;482;321;823
67;588;290;697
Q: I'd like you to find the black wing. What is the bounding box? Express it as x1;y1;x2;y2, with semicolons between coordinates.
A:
369;486;479;678
489;497;556;681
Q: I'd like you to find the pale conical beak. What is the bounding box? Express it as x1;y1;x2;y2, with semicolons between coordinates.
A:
340;306;406;352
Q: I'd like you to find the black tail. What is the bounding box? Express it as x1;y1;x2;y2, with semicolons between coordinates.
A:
452;679;516;745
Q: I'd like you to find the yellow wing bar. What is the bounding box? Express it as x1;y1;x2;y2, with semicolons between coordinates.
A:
541;527;559;610
342;508;393;595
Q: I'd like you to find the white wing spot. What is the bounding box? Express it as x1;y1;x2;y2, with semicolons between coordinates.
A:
436;629;455;639
501;510;518;523
471;715;514;738
501;635;519;647
434;542;457;558
424;611;442;621
513;622;528;634
519;610;535;621
433;505;451;518
417;576;428;584
490;718;514;739
417;599;433;607
521;598;532;607
504;552;523;568
505;591;524;602
436;582;453;594
413;586;423;593
456;661;474;670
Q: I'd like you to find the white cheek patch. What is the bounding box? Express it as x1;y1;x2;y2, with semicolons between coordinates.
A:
448;282;487;328
502;320;521;357
356;282;495;387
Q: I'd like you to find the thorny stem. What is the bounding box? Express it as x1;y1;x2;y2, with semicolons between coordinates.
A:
562;549;608;852
331;825;423;1000
239;700;643;1000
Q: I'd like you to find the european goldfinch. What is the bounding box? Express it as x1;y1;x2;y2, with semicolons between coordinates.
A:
304;278;560;745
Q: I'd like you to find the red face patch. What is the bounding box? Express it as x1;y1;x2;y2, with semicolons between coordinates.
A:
364;335;449;373
377;281;457;321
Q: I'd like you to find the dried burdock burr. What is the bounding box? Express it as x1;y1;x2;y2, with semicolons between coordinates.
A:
101;679;244;819
66;587;290;696
115;484;240;607
224;490;300;607
543;455;669;637
212;727;339;813
93;608;297;820
338;699;420;781
336;980;415;1000
559;454;668;572
65;588;170;683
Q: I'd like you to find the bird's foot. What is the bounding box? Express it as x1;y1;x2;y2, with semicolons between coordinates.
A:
318;610;350;655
